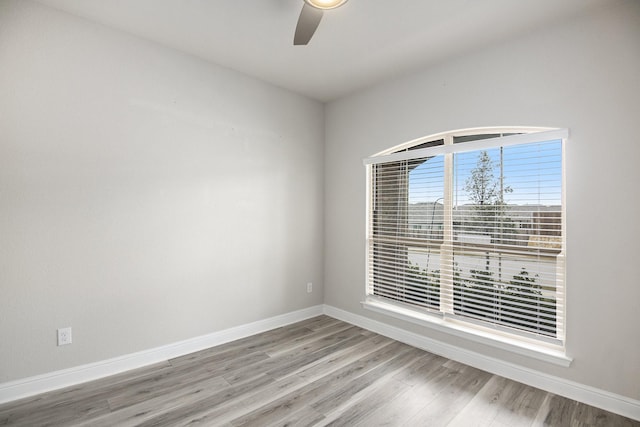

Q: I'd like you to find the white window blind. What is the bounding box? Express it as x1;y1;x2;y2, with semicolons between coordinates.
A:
365;129;566;343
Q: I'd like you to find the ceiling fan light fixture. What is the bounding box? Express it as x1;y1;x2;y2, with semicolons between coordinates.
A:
304;0;348;10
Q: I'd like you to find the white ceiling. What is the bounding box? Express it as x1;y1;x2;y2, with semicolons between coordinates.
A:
35;0;607;102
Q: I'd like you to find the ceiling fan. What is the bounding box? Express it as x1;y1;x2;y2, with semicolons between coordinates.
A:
293;0;349;45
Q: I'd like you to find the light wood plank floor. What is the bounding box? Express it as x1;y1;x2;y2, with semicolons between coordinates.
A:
0;316;637;426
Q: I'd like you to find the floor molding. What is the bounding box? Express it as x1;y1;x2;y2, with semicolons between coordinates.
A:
0;305;324;404
322;304;640;422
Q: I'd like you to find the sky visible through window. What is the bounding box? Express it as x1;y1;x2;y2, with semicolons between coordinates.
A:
409;140;562;206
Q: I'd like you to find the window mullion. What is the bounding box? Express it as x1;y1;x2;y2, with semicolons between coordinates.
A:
441;135;454;314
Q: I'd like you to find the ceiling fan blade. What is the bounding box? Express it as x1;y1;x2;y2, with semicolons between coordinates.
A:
294;3;323;45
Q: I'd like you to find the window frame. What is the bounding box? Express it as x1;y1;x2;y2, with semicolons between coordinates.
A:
363;127;570;365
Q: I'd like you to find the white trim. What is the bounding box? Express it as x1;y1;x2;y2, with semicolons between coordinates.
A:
363;128;568;165
322;304;640;422
372;126;555;157
0;305;323;404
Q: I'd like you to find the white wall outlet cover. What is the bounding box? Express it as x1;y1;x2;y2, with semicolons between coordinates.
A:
57;327;72;346
307;282;313;293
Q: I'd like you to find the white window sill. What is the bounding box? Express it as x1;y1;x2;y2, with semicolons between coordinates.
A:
362;298;572;367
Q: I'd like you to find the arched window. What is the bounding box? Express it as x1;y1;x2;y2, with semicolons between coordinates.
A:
364;127;567;351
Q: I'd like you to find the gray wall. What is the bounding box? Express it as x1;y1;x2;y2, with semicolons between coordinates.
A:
324;1;640;400
0;0;324;382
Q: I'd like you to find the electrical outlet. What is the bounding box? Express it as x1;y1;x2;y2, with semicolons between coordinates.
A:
307;282;313;293
57;327;72;346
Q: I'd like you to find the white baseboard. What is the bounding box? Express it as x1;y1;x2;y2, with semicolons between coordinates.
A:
0;305;324;405
322;304;640;422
